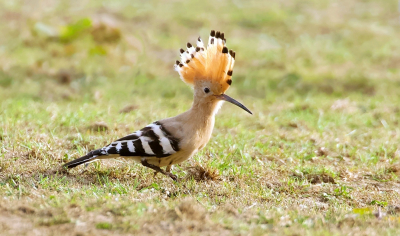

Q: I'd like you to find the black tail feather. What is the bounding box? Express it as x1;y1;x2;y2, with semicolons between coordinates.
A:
63;149;104;168
63;155;94;168
63;149;104;169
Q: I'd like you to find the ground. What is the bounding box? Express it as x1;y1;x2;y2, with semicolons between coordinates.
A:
1;0;400;235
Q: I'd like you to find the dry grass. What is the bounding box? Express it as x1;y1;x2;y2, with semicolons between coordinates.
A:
185;164;220;182
1;0;400;235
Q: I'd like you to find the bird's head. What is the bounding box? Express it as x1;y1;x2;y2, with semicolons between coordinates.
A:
192;79;252;114
174;30;252;115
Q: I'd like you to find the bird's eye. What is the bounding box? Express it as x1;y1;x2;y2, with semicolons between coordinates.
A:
204;88;210;93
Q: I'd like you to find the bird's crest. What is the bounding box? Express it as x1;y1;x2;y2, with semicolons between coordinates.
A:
174;30;235;93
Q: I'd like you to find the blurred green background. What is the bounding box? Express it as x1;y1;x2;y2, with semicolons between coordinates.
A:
1;1;400;235
1;0;398;105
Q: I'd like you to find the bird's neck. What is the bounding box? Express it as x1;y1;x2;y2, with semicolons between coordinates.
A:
183;97;221;148
185;97;222;138
189;97;222;123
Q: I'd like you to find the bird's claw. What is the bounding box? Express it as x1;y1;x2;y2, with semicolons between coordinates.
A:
168;173;178;181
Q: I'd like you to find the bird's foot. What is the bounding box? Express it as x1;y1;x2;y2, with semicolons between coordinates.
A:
141;158;178;182
165;164;177;181
167;172;178;181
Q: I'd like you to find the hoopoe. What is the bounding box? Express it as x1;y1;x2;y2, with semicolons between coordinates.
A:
63;30;252;180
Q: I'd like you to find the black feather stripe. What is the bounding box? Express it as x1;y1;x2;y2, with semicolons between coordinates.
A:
116;134;138;141
106;146;118;155
170;138;179;152
145;129;165;157
133;139;145;155
88;149;103;156
154;121;180;152
140;126;151;132
118;142;132;156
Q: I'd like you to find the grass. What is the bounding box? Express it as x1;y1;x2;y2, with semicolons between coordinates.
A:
1;0;400;235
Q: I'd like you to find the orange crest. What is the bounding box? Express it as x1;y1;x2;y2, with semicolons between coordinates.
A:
174;30;235;93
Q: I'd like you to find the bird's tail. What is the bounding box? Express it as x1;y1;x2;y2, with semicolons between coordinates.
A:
63;149;102;168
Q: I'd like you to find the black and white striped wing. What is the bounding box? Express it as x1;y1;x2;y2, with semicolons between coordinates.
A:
100;121;180;158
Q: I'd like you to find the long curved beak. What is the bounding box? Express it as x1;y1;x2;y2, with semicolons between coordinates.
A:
216;94;252;115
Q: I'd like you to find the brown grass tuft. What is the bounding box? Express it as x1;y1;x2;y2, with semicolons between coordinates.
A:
315;147;329;157
17;206;35;215
387;205;400;215
87;122;109;132
119;105;138;113
56;69;82;85
91;15;121;43
292;172;336;184
24;148;45;160
387;164;400;176
185;164;220;182
307;173;336;184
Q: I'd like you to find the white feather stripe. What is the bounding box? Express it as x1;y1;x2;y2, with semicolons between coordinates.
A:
139;136;154;155
197;39;204;48
180;53;186;62
188;47;195;54
174;64;183;73
160;137;175;154
217;38;223;47
224;55;232;80
128;131;142;136
104;145;111;153
180;52;191;62
146;123;162;135
127;140;135;153
115;142;122;152
146;123;176;154
230;58;235;71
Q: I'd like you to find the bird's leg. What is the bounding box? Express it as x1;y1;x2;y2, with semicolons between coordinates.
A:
154;164;172;178
141;158;177;181
166;164;173;173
